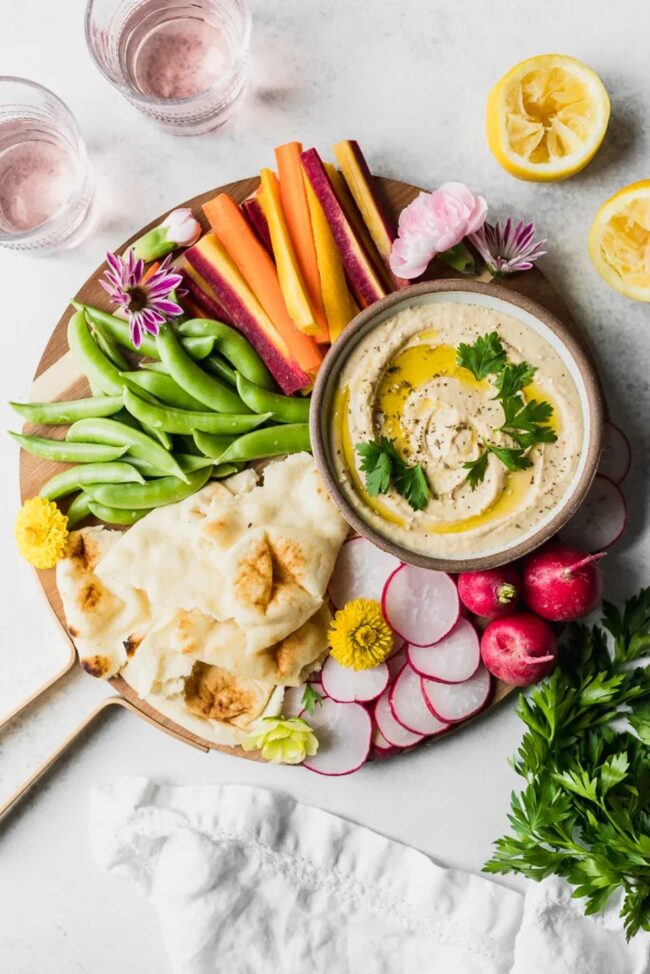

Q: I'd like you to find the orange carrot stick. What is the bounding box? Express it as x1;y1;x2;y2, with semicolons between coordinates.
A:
202;193;323;374
275;142;329;344
142;260;161;282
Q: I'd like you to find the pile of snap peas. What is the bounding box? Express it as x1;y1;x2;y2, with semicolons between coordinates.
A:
10;306;311;528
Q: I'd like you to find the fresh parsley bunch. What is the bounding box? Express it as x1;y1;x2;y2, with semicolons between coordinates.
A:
485;589;650;938
457;332;557;489
356;437;431;512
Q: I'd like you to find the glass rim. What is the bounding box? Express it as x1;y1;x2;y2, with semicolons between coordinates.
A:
0;76;89;244
84;0;252;108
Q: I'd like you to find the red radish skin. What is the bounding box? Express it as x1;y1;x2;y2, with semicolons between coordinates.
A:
599;422;631;485
560;474;627;551
381;564;460;647
386;647;408;681
480;613;557;686
390;663;450;735
421;664;492;722
373;687;425;748
301;699;372;776
457;567;521;619
522;543;604;621
407;618;480;684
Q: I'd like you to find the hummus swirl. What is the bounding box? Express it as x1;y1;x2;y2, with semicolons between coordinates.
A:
330;302;584;559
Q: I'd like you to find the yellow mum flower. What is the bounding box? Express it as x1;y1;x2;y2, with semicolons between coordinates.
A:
328;598;394;670
243;716;318;765
15;497;69;569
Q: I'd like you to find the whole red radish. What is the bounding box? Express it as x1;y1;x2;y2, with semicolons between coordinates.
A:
481;613;557;686
522;543;604;622
457;566;521;619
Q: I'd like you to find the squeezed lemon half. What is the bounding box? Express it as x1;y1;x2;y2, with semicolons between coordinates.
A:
589;181;650;302
486;54;610;181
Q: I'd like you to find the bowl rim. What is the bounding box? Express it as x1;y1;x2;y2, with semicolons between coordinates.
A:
310;278;605;572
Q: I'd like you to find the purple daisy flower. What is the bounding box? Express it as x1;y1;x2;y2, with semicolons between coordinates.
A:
468;219;547;276
99;250;184;349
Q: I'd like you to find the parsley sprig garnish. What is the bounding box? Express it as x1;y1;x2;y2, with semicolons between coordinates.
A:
301;684;324;715
356;436;431;512
457;332;557;489
485;589;650;939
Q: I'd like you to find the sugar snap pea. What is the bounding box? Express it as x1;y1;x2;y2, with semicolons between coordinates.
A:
122;388;269;436
212;463;240;479
67;310;124;395
217;424;311;464
10;396;123;425
156;325;250;414
71;303;215;361
192;431;238;459
39;462;145;500
84;466;211;510
178;318;275;390
66;418;188;482
127;452;214;476
120;370;206;411
9;431;128;464
202;354;237;386
111;402;173;452
92;327;130;370
66;492;92;529
87;501;151;525
235;372;310;424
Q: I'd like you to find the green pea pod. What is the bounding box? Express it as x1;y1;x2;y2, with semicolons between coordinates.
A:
178;318;275;390
122;388;269;436
202;353;237;387
87;501;151;525
156;325;250;415
67;310;123;395
66;492;92;529
192;431;238;459
72;303;215;361
217;424;311;464
39;462;146;500
120;370;206;411
92;326;130;370
10;396;123;425
66;418;189;483
212;463;240;479
127;452;214;477
235;372;310;424
84;465;211;510
9;431;129;464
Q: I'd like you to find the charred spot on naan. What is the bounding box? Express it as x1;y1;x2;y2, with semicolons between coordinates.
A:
233;533;309;616
80;654;111;678
66;531;102;573
77;580;106;612
184;662;262;722
123;634;143;658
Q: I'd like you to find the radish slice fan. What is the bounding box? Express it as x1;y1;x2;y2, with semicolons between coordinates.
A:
422;664;491;722
390;664;450;735
372;725;396;751
382;564;459;646
328;536;401;607
560;474;627;551
408;618;480;684
598;422;631;485
321;655;389;703
374;686;425;748
302;699;372;776
283;682;321;717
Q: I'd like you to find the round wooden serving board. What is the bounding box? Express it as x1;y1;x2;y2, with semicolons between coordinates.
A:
18;174;601;762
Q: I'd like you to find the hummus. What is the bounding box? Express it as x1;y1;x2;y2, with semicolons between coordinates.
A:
330;301;585;558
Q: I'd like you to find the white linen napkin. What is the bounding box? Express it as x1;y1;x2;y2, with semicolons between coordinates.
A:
90;778;649;974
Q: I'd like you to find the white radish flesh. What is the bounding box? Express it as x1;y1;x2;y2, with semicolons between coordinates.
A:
422;664;491;722
560;474;627;551
373;686;425;748
599;422;631;485
283;682;322;717
302;699;372;776
390;664;450;735
372;725;397;751
408;618;480;684
321;655;389;703
382;564;459;647
328;536;401;607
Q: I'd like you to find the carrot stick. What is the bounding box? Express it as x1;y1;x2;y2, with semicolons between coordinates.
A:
142;260;161;282
275;142;329;344
202;192;323;374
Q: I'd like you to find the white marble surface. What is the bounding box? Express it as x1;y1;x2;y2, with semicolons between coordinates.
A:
1;1;649;970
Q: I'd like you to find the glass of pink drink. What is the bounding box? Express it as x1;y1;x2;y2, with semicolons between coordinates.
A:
86;0;251;135
0;78;93;254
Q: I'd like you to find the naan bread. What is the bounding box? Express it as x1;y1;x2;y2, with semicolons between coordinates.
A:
56;527;152;679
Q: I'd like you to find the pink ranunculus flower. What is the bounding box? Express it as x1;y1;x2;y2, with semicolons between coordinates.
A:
389;182;488;279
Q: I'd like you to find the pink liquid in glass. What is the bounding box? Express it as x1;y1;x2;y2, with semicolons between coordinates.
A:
0;121;75;233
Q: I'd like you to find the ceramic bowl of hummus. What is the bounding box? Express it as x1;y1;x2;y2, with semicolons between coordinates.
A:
311;280;604;571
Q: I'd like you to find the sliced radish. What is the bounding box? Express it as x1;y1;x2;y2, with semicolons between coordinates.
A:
408;618;480;684
372;725;396;751
373;686;425;748
387;646;408;681
599;422;631;485
382;564;459;647
328;536;401;608
321;655;389;703
390;664;450;735
283;682;323;717
301;699;371;776
422;665;491;722
560;474;627;551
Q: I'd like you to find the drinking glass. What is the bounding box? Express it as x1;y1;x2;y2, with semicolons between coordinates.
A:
0;78;94;254
85;0;251;135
